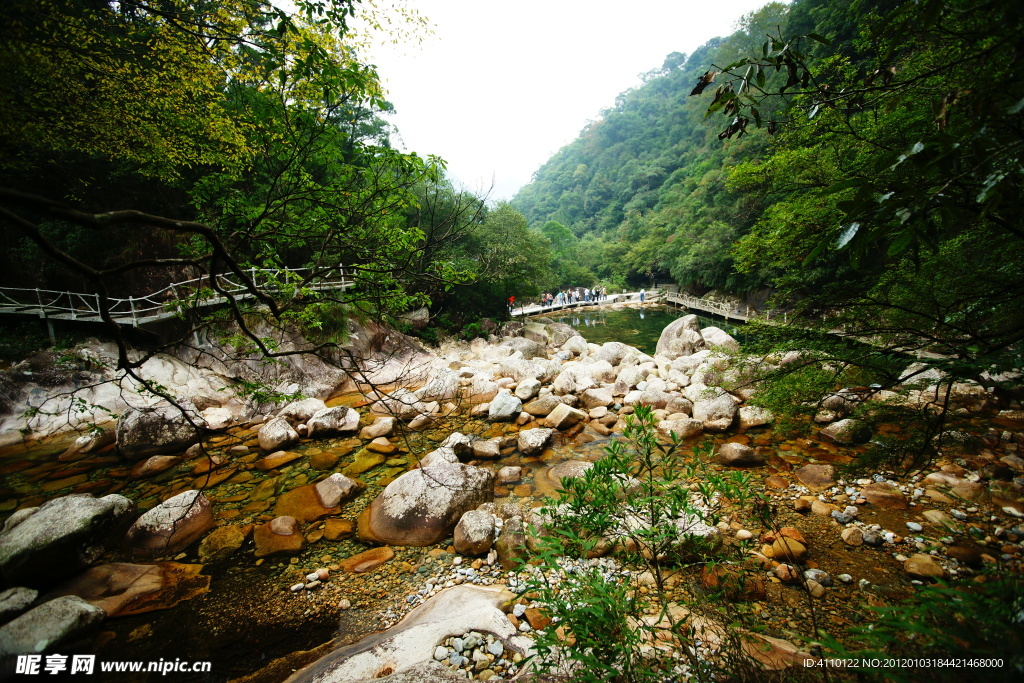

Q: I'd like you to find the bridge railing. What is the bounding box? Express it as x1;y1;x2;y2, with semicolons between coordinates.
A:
0;266;352;324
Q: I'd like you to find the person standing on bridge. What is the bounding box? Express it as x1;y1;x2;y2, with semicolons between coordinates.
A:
508;295;515;315
640;288;645;303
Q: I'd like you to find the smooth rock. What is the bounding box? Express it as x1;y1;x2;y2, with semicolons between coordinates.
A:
517;428;554;456
258;417;300;452
116;401;204;459
454;510;497;556
0;494;135;586
0;595;105;656
122;490;213;559
46;562;209;617
340;546;395;573
357;463;495;546
904;553;946;580
307;406;360;438
717;442;765;467
795;464;836;492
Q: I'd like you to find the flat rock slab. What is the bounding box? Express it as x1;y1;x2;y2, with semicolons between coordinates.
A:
0;595;105;656
284;584;523;683
46;562;209;617
340;547;394;573
794;464;836;492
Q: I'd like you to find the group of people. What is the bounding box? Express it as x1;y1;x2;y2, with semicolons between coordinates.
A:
540;286;609;308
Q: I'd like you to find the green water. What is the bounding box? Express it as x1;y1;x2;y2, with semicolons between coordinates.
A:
545;306;745;355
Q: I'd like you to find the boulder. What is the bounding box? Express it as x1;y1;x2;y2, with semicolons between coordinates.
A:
655;315;706;360
277;398;327;425
717;443;765;467
339;546;394;573
692;392;738;432
360;416;397;440
471;439;502;460
374;388;427;419
552;364;596;395
561;336;590;357
419;447;459;468
357;463;495;546
46;562;209;617
657;419;704;440
904;553;946;580
283;585;522;683
453;510;496;555
497;466;522;485
198;525;246;563
487;390;522;422
254;516;305;558
523;394;570;417
0;587;37;625
545;403;587;430
315;473;362;508
580;387;614;409
274;484;341;523
122;490;213;558
592;342;634;366
819;418;871;445
0;596;105;656
0;494;135;586
493;515;528;569
518;428;554;456
497;337;546;359
129;455;182;479
861;482;909;509
115;401;204;459
795;464;836;492
700;326;739;352
306;406;360;438
416;368;461;403
258;416;300;452
513;377;541;402
738;405;774;429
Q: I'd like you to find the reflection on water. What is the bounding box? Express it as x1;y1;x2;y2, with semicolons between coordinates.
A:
548;306;744;355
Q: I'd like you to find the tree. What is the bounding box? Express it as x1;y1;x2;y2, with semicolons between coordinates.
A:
691;0;1024;461
0;0;462;411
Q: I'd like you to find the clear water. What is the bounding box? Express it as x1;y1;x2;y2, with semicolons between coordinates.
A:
544;305;745;355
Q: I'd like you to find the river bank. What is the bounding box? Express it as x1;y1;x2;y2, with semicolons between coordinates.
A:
0;314;1022;681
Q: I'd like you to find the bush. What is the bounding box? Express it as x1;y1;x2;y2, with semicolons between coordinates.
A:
519;405;769;682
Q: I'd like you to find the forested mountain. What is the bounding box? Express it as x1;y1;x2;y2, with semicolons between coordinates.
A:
512;2;793;293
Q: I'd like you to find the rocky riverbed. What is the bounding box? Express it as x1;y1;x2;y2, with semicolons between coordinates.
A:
1;312;1023;681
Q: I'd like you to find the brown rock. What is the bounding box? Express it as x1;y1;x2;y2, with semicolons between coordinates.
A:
273;485;339;523
700;565;766;601
811;500;838;516
308;452;340;471
770;538;808;563
523;607;551;630
861;482;909;509
323;519;354;541
339;546;394;573
253;517;305;558
794;464;835;492
764;475;789;490
366;438;397;455
904;553;946;580
47;562;209;617
841;527;864;546
197;525;246;563
130;456;181;479
255;451;302;471
793;498;812;514
945;543;984;566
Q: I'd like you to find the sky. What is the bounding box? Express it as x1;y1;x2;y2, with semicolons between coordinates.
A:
358;0;778;201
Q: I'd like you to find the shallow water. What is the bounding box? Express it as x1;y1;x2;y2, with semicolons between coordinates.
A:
544;305;745;355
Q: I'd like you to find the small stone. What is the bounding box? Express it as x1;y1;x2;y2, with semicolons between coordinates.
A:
434;645;449;661
906;522;923;532
735;529;753;541
289;583;304;593
841;527;864;546
904;553;946;580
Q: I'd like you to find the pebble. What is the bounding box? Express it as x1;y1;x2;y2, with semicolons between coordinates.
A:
906;522;923;532
289;583;304;593
804;568;832;587
837;573;853;584
735;529;753;540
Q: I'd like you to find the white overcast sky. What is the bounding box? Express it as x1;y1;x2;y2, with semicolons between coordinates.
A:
357;0;778;201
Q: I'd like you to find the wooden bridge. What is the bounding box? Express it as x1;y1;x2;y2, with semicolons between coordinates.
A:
662;291;785;324
0;267;354;337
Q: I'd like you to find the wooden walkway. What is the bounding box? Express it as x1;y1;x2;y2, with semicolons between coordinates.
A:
662;291;789;324
0;267;354;331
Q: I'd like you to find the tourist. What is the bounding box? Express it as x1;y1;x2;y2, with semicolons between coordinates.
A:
640;288;645;303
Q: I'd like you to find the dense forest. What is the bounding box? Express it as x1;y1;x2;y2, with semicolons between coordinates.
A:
514;0;1024;398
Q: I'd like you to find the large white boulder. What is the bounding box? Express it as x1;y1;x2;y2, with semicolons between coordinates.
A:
692;392;739;432
488;390;522;421
518;427;554;455
258;416;300;451
306;406;360;438
655;314;706;360
357;463;495;546
552;363;596;395
277;397;327;425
